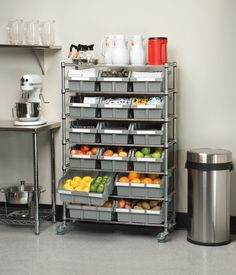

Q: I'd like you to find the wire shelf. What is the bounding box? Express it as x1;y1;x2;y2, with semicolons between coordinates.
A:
0;207;52;226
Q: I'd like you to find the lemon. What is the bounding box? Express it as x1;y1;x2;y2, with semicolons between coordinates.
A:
83;176;93;183
65;179;72;185
75;186;82;192
83;187;90;192
63;184;74;191
70;180;79;188
73;176;82;183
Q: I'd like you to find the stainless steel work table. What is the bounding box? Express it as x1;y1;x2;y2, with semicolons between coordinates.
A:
0;121;61;235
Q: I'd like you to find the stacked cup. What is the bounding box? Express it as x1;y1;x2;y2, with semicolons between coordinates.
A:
7;20;55;46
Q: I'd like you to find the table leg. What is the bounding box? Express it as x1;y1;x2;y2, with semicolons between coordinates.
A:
50;129;56;223
32;132;40;235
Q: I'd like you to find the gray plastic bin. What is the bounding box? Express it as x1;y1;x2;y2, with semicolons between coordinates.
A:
69;121;99;143
98;72;130;92
115;201;164;224
99;98;131;119
131;71;163;92
131;149;164;172
68;201;115;221
98;147;131;171
68;76;97;92
130;122;164;145
131;98;164;119
58;170;115;205
69;146;99;169
115;174;164;198
98;122;131;144
69;96;99;118
70;157;97;169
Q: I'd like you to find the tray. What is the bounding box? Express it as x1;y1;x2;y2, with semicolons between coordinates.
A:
130;122;164;145
69;146;100;169
130;149;164;172
98;97;131;119
98;147;131;172
69;121;99;143
69;95;99;118
98;122;131;144
68;200;116;221
98;71;130;92
115;201;164;224
68;69;98;91
115;174;164;198
131;98;164;119
58;170;115;205
130;71;163;92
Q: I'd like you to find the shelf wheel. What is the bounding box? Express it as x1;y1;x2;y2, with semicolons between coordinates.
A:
157;231;169;243
56;223;67;235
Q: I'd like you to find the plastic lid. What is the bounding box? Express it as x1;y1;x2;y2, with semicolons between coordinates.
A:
187;148;232;164
148;37;168;40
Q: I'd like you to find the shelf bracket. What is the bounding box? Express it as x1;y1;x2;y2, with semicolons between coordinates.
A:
32;49;45;75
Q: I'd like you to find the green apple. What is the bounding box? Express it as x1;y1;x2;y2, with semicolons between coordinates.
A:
154;148;162;154
144;154;151;158
151;152;161;158
135;151;144;158
141;147;151;155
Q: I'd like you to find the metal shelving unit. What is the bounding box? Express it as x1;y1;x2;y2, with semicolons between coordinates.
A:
57;62;177;242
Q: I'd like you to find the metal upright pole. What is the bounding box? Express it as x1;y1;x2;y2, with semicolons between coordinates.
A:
164;63;169;235
172;63;177;224
32;132;40;235
50;128;56;223
61;62;67;225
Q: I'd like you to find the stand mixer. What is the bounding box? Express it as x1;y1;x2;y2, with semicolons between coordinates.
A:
14;74;47;126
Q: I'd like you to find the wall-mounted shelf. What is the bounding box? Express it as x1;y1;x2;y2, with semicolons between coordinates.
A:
0;44;62;75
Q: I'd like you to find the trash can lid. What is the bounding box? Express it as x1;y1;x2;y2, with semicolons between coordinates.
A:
187;148;232;164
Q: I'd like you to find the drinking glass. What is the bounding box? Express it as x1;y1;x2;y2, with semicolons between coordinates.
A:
7;19;24;45
24;20;39;45
39;20;55;46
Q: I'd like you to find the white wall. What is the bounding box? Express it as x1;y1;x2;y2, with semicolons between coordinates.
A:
0;0;235;214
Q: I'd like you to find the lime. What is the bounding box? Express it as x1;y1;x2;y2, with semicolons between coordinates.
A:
141;147;151;155
97;185;104;193
90;185;97;192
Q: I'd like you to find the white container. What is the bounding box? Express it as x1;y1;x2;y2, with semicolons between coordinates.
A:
112;34;129;65
101;35;114;65
130;35;145;65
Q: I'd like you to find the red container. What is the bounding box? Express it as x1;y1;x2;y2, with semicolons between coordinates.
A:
148;37;168;65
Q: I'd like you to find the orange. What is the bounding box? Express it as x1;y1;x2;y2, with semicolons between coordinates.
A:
119;176;129;183
141;177;153;184
153;178;161;184
130;178;141;183
148;174;159;180
128;171;140;180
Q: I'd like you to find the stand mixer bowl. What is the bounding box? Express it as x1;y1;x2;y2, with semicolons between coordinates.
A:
15;102;40;122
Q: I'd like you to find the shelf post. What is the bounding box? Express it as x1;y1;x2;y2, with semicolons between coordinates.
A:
172;63;177;224
61;62;67;224
164;63;169;235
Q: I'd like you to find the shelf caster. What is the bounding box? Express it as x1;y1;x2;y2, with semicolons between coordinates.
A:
56;223;67;235
157;231;169;243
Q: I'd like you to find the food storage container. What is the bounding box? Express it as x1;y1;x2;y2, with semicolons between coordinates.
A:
58;170;115;205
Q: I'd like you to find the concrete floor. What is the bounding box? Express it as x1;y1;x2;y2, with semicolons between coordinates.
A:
0;222;236;275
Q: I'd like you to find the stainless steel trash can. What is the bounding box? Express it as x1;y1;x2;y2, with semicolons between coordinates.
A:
186;148;233;246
